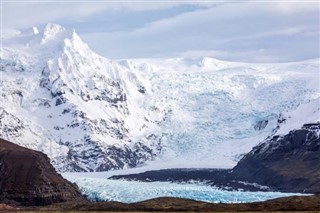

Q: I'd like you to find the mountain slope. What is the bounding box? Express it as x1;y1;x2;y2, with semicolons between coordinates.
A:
1;23;165;172
1;23;319;172
0;138;86;206
232;122;320;193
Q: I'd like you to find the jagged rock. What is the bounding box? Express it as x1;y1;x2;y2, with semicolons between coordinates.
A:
0;138;86;206
254;120;268;131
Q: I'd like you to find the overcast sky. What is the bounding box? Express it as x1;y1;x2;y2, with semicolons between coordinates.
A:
2;1;320;62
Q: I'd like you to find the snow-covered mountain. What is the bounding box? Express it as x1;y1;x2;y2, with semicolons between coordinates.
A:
1;23;165;172
1;23;319;172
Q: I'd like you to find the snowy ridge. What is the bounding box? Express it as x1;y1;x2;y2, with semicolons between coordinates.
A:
1;23;165;172
1;23;319;172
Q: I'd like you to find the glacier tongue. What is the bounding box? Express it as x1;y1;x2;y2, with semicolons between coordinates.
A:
137;58;320;168
63;174;304;204
1;24;319;172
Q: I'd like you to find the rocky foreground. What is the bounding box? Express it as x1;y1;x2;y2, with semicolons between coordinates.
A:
0;195;318;212
8;194;315;212
0;139;86;206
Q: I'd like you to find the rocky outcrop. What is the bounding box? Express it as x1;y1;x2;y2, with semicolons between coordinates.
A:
0;138;86;206
232;123;320;193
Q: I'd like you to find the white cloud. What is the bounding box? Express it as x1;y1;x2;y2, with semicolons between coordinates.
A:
272;1;319;14
128;1;319;39
3;2;113;28
2;1;319;62
2;1;223;29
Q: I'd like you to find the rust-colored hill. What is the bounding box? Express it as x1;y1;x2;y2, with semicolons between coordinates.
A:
0;138;86;206
41;195;320;212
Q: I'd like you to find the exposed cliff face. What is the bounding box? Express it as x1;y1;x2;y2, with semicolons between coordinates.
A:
232;123;320;193
0;138;86;206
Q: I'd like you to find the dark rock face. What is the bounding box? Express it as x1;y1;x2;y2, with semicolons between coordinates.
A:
0;138;86;206
232;123;320;193
254;120;268;131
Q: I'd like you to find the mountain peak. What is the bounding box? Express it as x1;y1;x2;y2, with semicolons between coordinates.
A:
37;23;91;58
62;29;91;57
32;27;39;35
41;23;66;44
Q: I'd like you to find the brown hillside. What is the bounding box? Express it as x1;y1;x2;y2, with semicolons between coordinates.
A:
0;138;86;206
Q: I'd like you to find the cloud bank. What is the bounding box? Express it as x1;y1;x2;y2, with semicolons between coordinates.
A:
2;1;319;62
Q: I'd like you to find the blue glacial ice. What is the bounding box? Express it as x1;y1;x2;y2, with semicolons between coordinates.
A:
63;174;305;203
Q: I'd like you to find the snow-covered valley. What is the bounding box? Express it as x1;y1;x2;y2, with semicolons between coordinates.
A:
1;23;319;172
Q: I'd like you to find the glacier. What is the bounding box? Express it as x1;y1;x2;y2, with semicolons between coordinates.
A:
138;58;320;168
1;23;319;172
63;173;305;203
